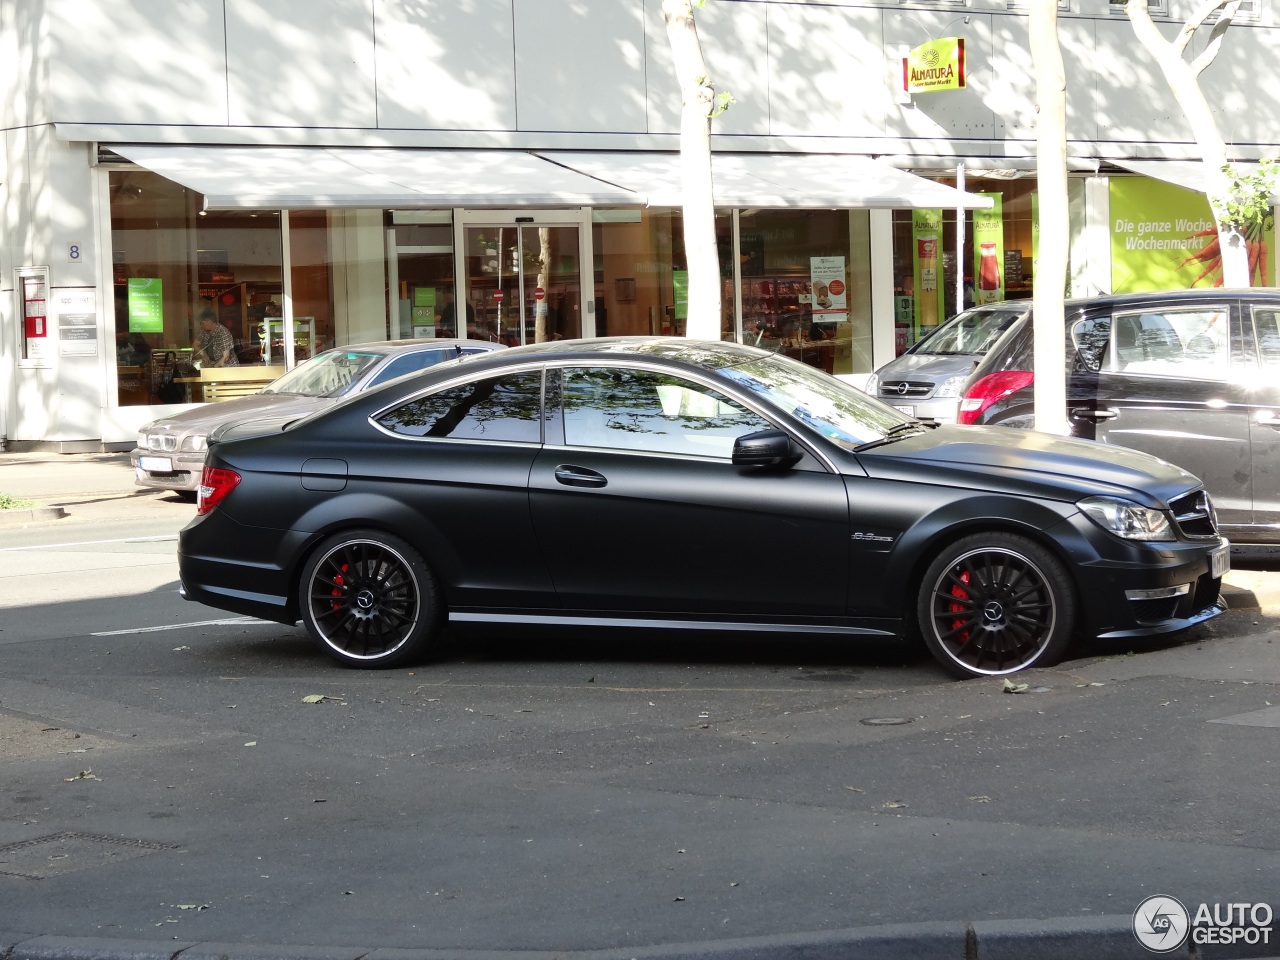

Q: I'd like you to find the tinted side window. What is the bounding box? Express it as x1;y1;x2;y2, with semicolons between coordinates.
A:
1109;309;1229;380
1253;307;1280;367
561;366;771;458
366;349;457;388
1071;317;1111;371
376;370;544;442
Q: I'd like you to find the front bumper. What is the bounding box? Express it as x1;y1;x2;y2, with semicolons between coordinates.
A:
130;446;204;492
1066;514;1228;640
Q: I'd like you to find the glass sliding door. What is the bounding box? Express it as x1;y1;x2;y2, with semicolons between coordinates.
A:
460;212;589;345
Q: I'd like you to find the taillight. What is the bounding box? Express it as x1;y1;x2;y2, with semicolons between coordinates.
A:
957;371;1035;425
197;465;241;515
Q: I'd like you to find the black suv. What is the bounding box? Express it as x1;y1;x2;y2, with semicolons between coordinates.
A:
958;288;1280;548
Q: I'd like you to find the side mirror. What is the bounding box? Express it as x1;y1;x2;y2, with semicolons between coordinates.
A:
732;429;801;467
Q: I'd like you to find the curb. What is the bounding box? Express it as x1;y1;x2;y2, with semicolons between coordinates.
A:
5;915;1276;960
0;506;67;527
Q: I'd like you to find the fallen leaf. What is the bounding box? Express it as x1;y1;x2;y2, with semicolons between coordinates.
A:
883;800;908;809
64;769;99;782
1002;679;1030;694
969;795;992;802
244;741;257;747
845;786;865;793
301;695;325;704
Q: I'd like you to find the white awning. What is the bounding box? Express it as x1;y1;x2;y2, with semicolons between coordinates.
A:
1109;158;1280;205
542;151;994;209
109;144;993;211
109;145;642;209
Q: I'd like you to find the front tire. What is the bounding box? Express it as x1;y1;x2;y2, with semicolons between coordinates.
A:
916;532;1076;679
299;530;442;669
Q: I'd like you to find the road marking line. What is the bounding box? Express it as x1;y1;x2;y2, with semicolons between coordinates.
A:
92;617;261;636
0;535;178;552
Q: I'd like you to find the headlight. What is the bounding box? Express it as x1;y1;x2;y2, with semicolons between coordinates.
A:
137;430;148;447
932;374;970;399
863;374;879;396
181;435;208;453
1079;496;1174;541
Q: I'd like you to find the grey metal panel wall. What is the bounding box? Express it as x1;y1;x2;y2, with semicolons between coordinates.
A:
227;0;377;128
49;0;229;125
643;0;771;137
512;0;648;133
375;0;517;132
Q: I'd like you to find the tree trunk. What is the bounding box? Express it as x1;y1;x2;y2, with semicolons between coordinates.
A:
1030;0;1070;435
535;227;550;343
662;0;722;339
1126;0;1250;286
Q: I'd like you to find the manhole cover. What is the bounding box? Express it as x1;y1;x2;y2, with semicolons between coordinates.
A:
860;717;913;726
0;831;176;879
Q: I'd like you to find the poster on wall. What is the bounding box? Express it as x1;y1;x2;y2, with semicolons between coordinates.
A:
911;209;943;332
127;278;164;333
972;193;1005;304
672;271;689;325
1110;177;1277;291
810;256;847;324
412;287;436;338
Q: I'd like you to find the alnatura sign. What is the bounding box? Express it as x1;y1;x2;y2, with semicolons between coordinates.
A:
903;38;966;94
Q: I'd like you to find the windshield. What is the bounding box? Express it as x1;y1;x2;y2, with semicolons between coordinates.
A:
911;306;1027;357
262;349;384;398
720;351;921;451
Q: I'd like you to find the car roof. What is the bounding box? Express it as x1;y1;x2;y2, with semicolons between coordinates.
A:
333;338;503;356
1062;287;1280;310
488;336;773;369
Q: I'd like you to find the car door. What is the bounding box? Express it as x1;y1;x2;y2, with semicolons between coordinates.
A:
528;364;851;618
1067;299;1252;531
1244;302;1280;537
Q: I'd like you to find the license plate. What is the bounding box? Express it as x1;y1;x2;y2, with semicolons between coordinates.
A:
1210;545;1229;579
139;455;173;472
891;404;915;417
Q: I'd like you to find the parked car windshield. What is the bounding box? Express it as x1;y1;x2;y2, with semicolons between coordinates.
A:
721;351;919;450
262;349;385;398
911;304;1028;356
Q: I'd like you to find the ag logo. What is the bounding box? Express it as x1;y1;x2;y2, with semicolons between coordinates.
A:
1133;895;1190;952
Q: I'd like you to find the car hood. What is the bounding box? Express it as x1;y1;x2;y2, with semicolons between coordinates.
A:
876;353;980;381
142;394;331;437
856;424;1201;508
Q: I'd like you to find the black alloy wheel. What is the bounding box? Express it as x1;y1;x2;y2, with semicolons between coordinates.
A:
917;532;1076;679
299;530;441;668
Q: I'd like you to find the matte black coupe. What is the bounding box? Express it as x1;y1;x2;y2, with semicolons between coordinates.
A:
179;337;1228;680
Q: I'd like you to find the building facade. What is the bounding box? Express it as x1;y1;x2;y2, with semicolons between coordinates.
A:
2;0;1277;450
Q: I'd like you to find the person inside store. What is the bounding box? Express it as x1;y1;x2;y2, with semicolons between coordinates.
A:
193;307;239;367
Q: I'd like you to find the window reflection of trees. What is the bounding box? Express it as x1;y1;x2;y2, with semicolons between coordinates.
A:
377;371;544;442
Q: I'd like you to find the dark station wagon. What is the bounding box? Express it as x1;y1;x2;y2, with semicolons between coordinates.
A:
959;288;1280;550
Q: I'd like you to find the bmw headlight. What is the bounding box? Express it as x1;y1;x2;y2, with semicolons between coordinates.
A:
863;373;879;397
1079;496;1174;541
181;435;208;453
932;374;970;399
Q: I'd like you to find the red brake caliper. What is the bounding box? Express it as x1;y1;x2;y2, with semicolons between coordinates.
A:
949;570;971;644
331;562;349;611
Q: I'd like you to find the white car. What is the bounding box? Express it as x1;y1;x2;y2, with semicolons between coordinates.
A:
132;338;503;497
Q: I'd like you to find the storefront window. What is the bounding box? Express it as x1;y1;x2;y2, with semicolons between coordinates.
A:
737;209;872;376
593;209;732;339
388;211;458;341
890;178;1037;356
110;170;283;405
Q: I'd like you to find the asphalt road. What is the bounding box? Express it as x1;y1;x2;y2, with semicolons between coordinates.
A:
1;498;1278;958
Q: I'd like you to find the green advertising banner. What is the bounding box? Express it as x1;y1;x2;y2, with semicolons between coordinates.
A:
972;194;1005;304
1110;177;1277;291
412;286;437;335
126;278;164;333
911;209;943;332
673;270;689;322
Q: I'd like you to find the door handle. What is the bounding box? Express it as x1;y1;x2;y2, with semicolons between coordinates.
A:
1256;411;1280;428
1069;407;1118;422
554;465;608;488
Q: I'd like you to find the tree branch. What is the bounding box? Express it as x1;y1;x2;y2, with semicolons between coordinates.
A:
1189;0;1243;75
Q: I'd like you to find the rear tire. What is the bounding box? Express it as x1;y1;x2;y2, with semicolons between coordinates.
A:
916;532;1076;679
299;529;442;669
